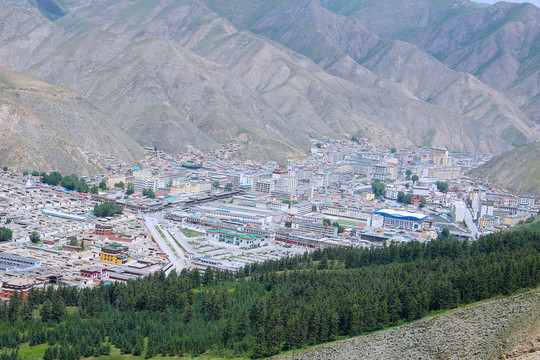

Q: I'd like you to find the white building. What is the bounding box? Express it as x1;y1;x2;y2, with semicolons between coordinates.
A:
373;209;428;230
289;202;313;216
479;201;494;219
451;201;466;223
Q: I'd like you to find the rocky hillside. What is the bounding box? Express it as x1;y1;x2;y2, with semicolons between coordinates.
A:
0;66;143;174
469;141;540;198
273;287;540;360
0;0;538;171
316;0;540;123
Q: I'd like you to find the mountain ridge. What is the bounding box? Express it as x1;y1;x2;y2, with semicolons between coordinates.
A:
0;0;538;172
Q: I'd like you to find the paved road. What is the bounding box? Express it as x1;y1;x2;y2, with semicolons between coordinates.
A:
144;216;189;273
464;207;479;239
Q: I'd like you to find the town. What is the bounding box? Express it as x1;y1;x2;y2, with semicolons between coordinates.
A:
0;138;537;299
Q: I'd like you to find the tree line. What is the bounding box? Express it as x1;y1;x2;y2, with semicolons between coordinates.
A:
0;225;539;359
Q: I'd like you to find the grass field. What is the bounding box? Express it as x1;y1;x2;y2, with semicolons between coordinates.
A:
336;219;363;226
180;228;205;238
18;341;249;360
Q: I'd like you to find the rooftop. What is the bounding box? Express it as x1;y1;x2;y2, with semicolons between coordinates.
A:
374;209;428;221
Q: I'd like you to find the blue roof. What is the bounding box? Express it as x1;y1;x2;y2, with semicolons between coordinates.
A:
374;209;428;221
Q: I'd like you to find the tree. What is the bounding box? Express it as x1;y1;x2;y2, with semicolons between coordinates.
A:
203;267;214;286
438;227;451;241
29;231;40;244
312;205;317;212
39;300;51;322
22;171;28;176
225;183;233;190
142;188;156;198
31;171;40;177
2;166;7;172
371;181;386;196
411;175;419;183
90;186;99;194
398;192;412;204
41;172;62;186
390;147;396;153
419;197;427;208
50;296;66;322
435;181;449;193
94;203;123;217
0;227;13;242
405;169;412;180
284;221;292;228
98;180;107;190
114;181;124;189
212;181;220;189
404;194;412;204
125;182;134;195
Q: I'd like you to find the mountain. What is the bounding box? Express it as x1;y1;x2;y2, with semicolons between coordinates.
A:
242;0;536;147
45;0;535;152
0;66;144;174
0;0;538;171
315;0;540;123
469;141;540;197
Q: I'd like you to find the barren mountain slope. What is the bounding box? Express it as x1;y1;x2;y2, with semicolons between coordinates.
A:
402;2;540;122
246;0;538;147
273;287;540;360
0;67;144;173
196;31;514;153
469;141;540;198
0;0;537;161
33;0;537;153
313;0;540;123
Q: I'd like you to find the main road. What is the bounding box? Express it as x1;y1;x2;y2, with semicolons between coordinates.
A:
144;215;190;273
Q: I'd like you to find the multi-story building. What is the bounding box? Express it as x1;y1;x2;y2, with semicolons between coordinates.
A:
479;201;494;219
428;166;462;180
373;165;390;181
479;216;496;229
518;194;535;207
373;209;428;230
429;147;448;160
385;185;402;200
100;242;130;264
433;155;452;167
289;202;313;216
94;224;113;236
1;278;35;299
321;205;369;220
451;201;466;223
471;188;486;210
292;220;338;236
133;177;163;192
254;179;275;193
